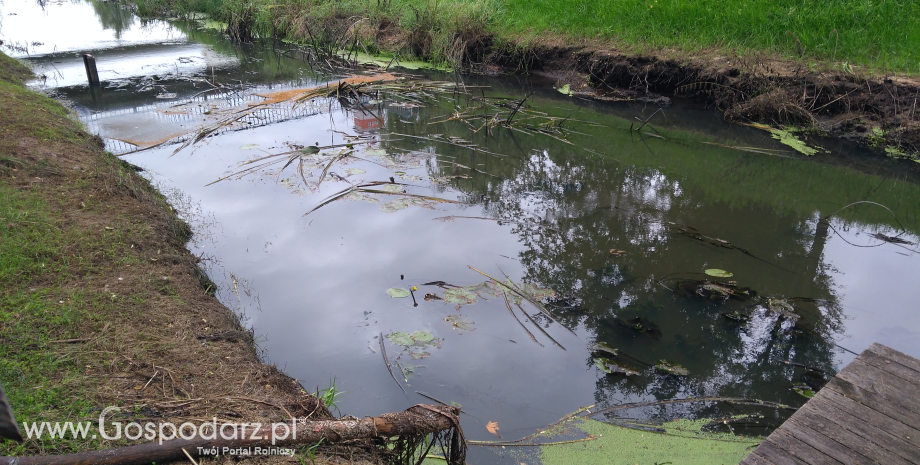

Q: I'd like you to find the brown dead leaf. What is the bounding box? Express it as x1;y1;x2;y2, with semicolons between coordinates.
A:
486;421;502;439
609;249;627;256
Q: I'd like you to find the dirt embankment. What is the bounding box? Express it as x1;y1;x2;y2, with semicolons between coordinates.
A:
0;52;356;462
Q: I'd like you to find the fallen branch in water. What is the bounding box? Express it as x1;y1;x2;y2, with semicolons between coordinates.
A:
0;405;463;465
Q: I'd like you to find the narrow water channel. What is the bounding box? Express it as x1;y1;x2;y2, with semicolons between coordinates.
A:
4;1;920;462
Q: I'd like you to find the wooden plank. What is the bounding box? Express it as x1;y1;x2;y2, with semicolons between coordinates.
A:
804;395;920;463
749;438;811;465
741;451;778;465
836;359;920;416
760;432;842;464
825;377;920;431
819;387;920;449
782;417;880;465
792;405;914;465
867;343;920;375
858;349;920;385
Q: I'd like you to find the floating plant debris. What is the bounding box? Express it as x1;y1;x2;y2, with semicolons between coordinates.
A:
594;357;640;376
676;279;755;301
722;310;752;322
614;317;662;340
767;297;800;320
590;342;620;357
705;269;733;278
656;360;690;376
792;383;815;398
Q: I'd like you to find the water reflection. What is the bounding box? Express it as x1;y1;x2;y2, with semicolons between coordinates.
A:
88;0;135;39
6;0;920;462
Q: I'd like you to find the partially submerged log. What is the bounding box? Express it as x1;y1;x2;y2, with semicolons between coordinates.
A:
0;404;463;465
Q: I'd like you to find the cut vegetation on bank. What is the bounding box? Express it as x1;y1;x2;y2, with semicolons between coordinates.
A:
0;52;372;462
135;0;920;161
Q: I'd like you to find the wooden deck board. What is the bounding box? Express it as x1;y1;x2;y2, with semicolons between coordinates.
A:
741;343;920;465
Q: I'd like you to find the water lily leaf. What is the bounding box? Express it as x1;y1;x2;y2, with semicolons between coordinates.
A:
240;144;259;150
792;383;815;398
301;146;321;154
343;191;379;203
345;168;366;175
387;287;411;298
386;332;414;347
705;269;733;278
400;363;416;379
380;184;404;193
656;360;690;376
557;84;573;96
410;331;434;343
445;315;475;331
444;287;477;305
594;357;640;376
365;148;388;157
380;198;411;213
590;342;620;357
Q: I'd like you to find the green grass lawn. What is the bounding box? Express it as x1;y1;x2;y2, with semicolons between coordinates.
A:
495;0;920;72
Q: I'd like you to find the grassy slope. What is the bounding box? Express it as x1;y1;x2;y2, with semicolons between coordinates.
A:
0;53;331;458
498;0;920;73
139;0;920;73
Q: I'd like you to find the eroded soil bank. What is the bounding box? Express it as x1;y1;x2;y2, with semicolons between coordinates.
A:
0;52;387;463
492;45;920;161
138;0;920;163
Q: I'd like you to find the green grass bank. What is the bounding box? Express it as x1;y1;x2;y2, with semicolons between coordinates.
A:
136;0;919;74
0;52;335;460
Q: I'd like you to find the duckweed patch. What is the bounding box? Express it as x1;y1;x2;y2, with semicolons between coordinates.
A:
540;417;760;465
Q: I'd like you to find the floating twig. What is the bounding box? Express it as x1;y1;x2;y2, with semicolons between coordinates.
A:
515;303;565;350
379;333;405;393
501;291;543;347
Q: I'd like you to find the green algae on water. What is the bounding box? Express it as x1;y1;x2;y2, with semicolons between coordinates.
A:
540;417;760;465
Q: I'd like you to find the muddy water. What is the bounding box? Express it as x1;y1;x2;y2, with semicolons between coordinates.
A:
6;0;920;462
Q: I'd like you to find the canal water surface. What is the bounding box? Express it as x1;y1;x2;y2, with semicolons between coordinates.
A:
4;0;920;462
